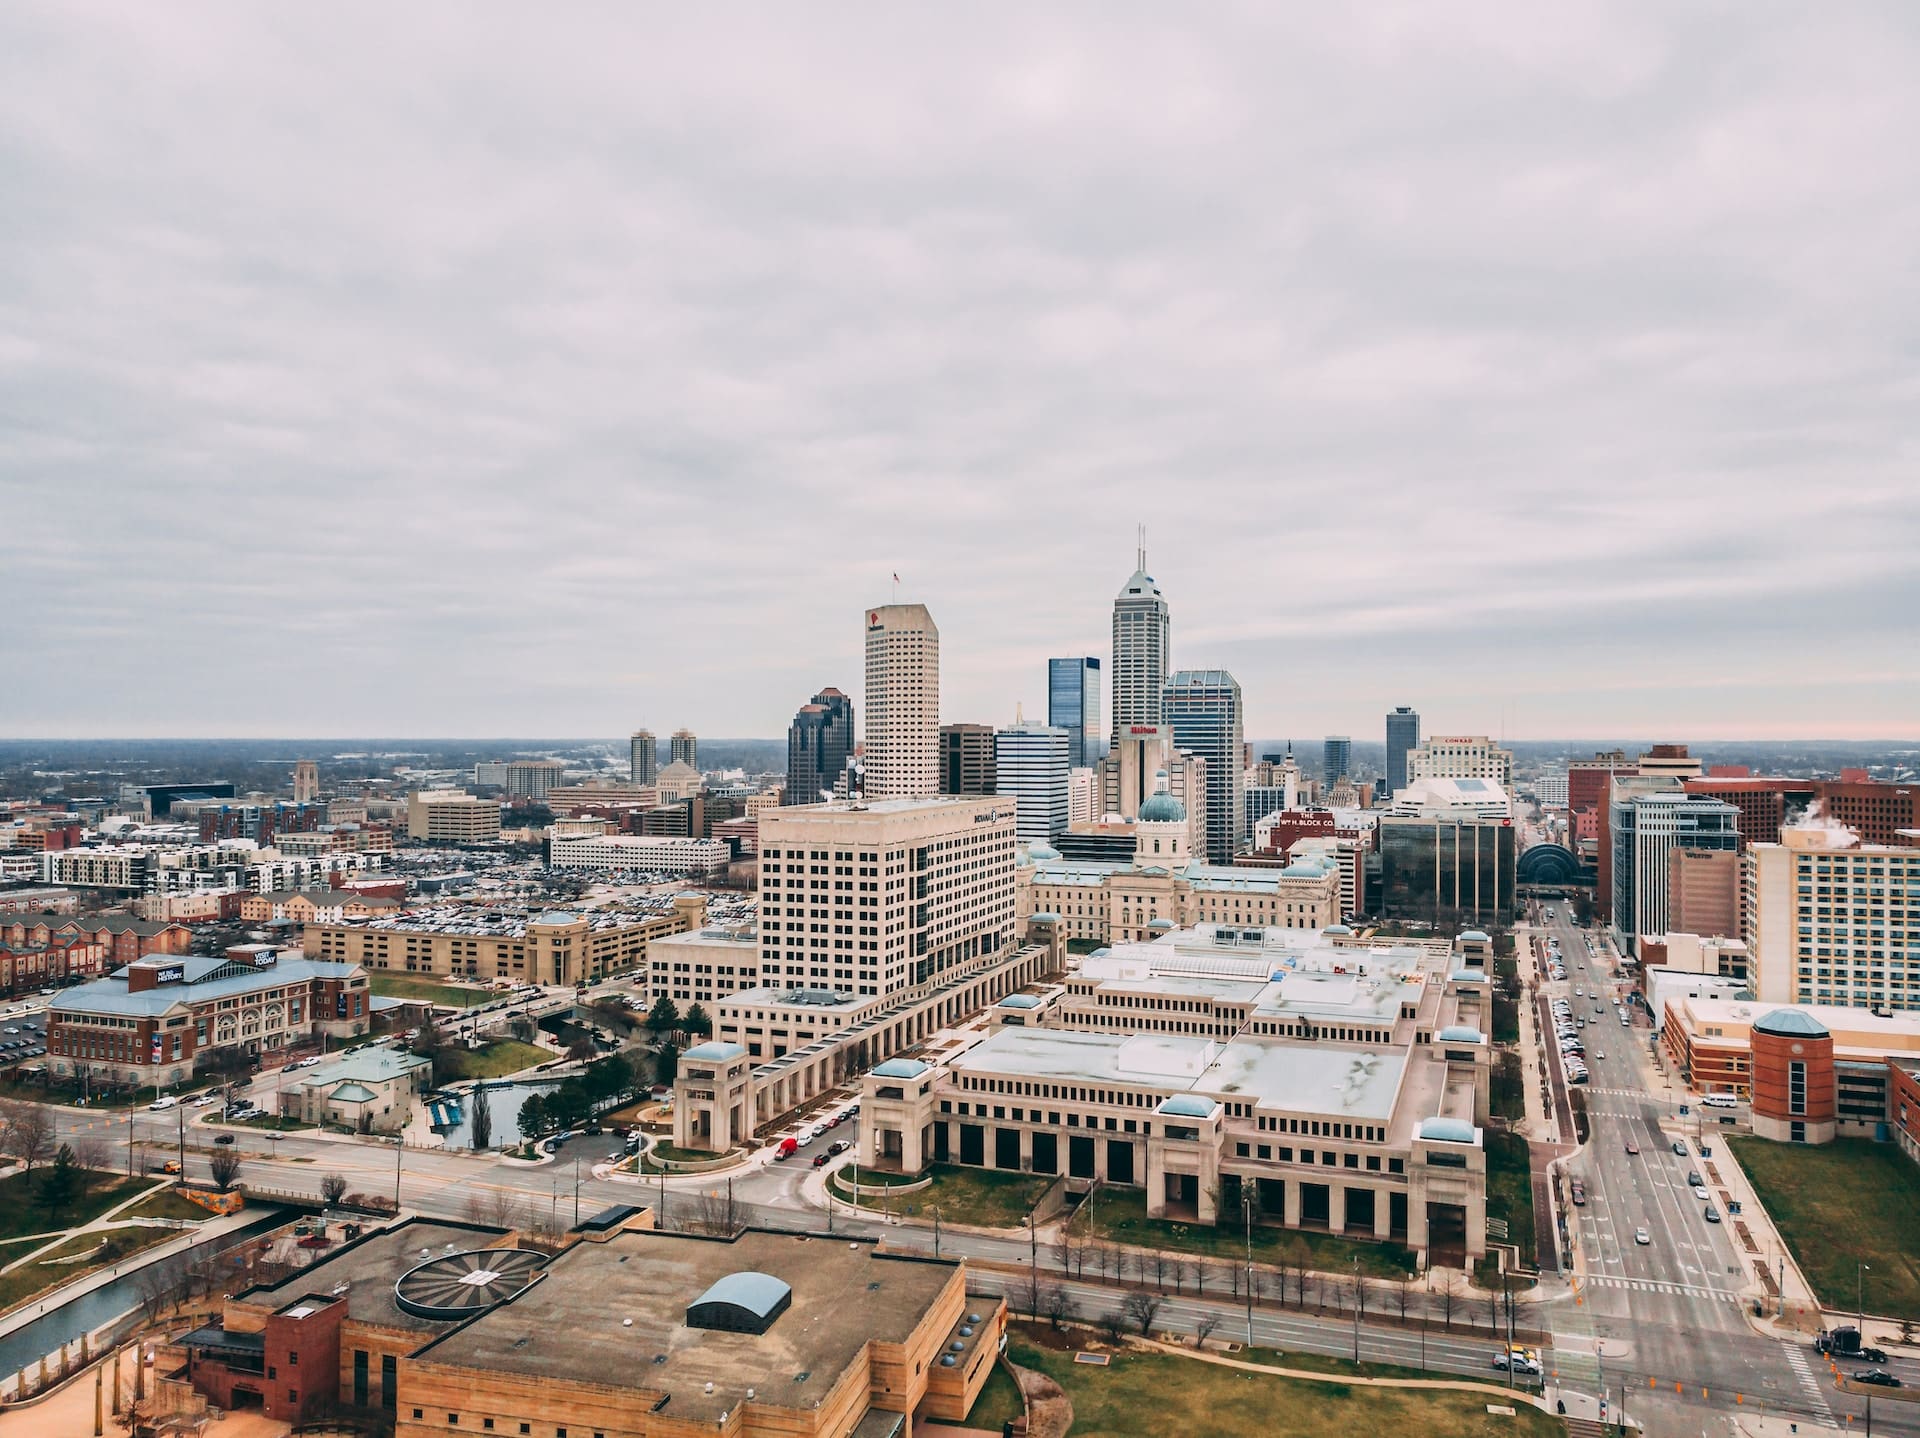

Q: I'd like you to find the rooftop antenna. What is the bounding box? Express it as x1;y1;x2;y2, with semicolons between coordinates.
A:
1137;523;1146;572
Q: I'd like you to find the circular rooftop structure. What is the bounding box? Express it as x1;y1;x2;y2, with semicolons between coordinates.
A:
1754;1008;1829;1040
531;911;579;926
1416;1116;1478;1145
1139;789;1186;823
394;1248;547;1321
1027;843;1061;862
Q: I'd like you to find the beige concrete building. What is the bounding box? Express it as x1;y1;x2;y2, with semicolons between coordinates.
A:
275;825;394;857
405;791;501;845
546;831;730;877
862;603;940;799
1745;826;1920;1011
305;894;706;987
652;760;703;804
544;781;657;815
649;922;759;1010
1406;736;1515;795
1097;723;1207;857
860;923;1494;1262
1668;845;1741;939
758;796;1015;999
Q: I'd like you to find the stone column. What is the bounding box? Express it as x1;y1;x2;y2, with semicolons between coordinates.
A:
1374;1186;1393;1240
1330;1185;1348;1235
1283;1180;1302;1228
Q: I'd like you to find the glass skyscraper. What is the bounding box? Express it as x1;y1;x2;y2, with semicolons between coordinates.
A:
1163;669;1244;863
1322;736;1352;785
1385;706;1420;795
1047;657;1103;769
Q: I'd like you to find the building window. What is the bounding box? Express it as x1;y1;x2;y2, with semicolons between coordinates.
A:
1789;1060;1807;1116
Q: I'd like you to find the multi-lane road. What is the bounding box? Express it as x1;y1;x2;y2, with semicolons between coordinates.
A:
1528;905;1920;1433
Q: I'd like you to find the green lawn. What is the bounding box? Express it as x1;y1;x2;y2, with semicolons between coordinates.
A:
1490;995;1520;1045
1482;1131;1536;1269
1086;1188;1417;1280
831;1163;1053;1228
0;1171;153;1242
1005;1332;1556;1438
438;1040;550;1080
1238;1346;1444;1384
367;972;491;1008
1729;1136;1920;1320
121;1188;213;1223
965;1359;1025;1431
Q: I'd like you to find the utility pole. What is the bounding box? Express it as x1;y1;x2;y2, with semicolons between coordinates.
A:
1859;1262;1869;1333
392;1136;403;1209
1243;1187;1254;1347
1350;1255;1360;1364
932;1205;941;1260
573;1158;581;1227
176;1104;185;1174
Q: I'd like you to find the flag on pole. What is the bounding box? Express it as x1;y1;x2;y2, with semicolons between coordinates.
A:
892;572;900;583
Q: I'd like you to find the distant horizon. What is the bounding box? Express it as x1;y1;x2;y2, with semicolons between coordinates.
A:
3;735;1917;751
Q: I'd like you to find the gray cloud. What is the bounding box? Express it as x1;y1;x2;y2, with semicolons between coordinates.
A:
2;3;1916;740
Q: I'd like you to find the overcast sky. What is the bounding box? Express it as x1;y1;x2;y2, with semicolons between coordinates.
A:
3;5;1917;743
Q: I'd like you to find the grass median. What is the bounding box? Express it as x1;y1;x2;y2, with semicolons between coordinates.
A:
1729;1135;1920;1320
367;973;492;1009
1085;1188;1418;1280
1005;1329;1555;1437
829;1163;1053;1229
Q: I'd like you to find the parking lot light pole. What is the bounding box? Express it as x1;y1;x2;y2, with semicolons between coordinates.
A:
1859;1262;1869;1332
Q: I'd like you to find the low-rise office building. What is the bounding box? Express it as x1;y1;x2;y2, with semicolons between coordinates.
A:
0;912;192;966
306;896;706;988
177;1214;1005;1438
278;1047;431;1134
48;948;370;1089
1660;997;1920;1143
405;791;502;845
860;923;1495;1263
546;831;730;878
648;923;760;1009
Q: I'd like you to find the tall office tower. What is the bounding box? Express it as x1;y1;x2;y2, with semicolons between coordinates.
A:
629;730;657;786
1385;706;1420;794
757;796;1016;996
1746;827;1920;1010
994;721;1071;843
670;729;699;770
785;687;855;808
1110;538;1170;747
291;760;318;804
939;723;997;796
1163;669;1244;863
1047;657;1104;769
1610;789;1740;948
1322;736;1352;785
863;603;940;799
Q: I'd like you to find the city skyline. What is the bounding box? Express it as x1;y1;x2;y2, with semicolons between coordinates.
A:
3;8;1918;742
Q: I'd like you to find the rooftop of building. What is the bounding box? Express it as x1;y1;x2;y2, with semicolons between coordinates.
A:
293;1047;430;1089
240;1219;515;1333
1667;996;1920;1051
51;953;362;1019
765;796;1009;818
949;1024;1408;1119
414;1228;962;1424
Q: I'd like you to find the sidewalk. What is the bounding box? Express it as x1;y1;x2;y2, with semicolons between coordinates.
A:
0;1176;175;1278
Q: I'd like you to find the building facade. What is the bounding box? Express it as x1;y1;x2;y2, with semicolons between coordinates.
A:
1745;827;1920;1012
1406;736;1515;794
862;603;940;800
628;730;657;786
785;687;855;808
405;792;501;845
1047;657;1104;769
546;833;731;877
1667;846;1742;939
938;723;996;797
756;797;1016;999
1163;669;1244;864
1610;791;1740;948
1110;548;1170;747
1322;736;1352;785
995;722;1071;843
1385;707;1420;795
305;897;705;987
1377;814;1516;928
48;949;370;1089
669;729;699;769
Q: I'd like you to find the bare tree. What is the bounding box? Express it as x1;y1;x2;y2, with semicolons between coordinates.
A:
1193;1261;1208;1297
135;1255;189;1324
1149;1249;1168;1292
1437;1269;1460;1329
688;1185;740;1236
1397;1276;1411;1326
69;1136;112;1196
1284;1237;1310;1308
1122;1290;1163;1336
0;1100;54;1173
1040;1283;1077;1331
321;1173;349;1207
1172;1258;1193;1295
1228;1256;1241;1300
207;1150;242;1193
1352;1267;1368;1326
1099;1309;1127;1345
1195;1313;1221;1349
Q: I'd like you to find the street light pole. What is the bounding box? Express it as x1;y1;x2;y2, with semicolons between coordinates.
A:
392;1136;403;1209
1243;1187;1253;1348
1350;1256;1360;1364
1859;1262;1869;1332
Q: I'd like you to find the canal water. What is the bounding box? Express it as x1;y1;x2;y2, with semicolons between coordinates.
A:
433;1079;561;1150
0;1208;288;1376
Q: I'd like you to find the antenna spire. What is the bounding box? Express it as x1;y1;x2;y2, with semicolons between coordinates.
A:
1137;523;1146;571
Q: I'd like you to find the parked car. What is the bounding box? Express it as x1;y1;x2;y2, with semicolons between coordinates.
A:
1570;1180;1587;1206
1703;1206;1721;1223
1672;1141;1688;1156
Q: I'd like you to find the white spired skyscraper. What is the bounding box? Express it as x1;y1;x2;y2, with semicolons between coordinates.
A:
863;603;940;799
1110;535;1170;748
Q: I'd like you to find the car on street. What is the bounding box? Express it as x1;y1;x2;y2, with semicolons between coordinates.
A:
1853;1371;1903;1388
149;1096;178;1111
1570;1180;1586;1206
1594;1051;1605;1060
1624;1140;1639;1155
1672;1141;1688;1155
1703;1206;1721;1223
828;1139;850;1155
1691;1184;1710;1200
812;1153;830;1167
773;1137;798;1160
1634;1227;1651;1245
214;1132;235;1145
159;1160;182;1175
1492;1348;1543;1375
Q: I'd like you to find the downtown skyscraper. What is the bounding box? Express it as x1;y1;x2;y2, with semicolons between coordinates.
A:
1163;668;1244;863
862;603;940;799
1385;706;1419;795
629;729;657;786
1047;657;1104;769
786;687;854;806
1110;538;1170;747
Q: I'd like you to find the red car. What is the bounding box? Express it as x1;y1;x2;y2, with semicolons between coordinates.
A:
1624;1140;1640;1155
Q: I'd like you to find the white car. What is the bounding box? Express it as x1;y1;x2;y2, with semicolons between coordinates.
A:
1692;1184;1710;1200
149;1096;178;1111
1634;1227;1651;1245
